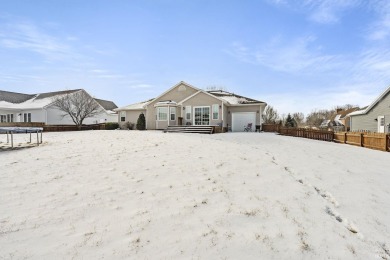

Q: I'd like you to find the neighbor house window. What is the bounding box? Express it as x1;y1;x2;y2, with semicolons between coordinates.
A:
212;104;219;120
120;111;126;122
170;107;176;121
7;114;13;122
23;113;31;122
0;115;5;122
186;106;191;120
157;107;168;120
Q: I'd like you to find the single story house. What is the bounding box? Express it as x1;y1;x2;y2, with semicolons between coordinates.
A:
349;86;390;133
0;89;118;125
115;81;267;132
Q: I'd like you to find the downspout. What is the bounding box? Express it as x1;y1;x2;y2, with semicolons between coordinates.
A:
260;105;262;131
145;108;148;130
221;101;224;127
167;105;170;126
44;108;48;124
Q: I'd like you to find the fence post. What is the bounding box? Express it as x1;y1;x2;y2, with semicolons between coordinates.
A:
360;133;364;147
385;134;389;152
344;132;347;144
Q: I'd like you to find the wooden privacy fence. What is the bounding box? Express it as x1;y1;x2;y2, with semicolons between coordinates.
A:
279;127;334;142
263;124;390;152
262;124;281;133
334;131;389;151
43;124;106;132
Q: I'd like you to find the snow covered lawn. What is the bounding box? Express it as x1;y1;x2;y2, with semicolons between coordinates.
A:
1;131;390;259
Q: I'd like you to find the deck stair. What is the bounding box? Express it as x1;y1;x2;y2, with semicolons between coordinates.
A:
164;125;213;134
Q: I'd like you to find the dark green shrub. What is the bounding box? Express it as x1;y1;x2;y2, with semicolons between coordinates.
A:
136;113;146;130
105;122;119;130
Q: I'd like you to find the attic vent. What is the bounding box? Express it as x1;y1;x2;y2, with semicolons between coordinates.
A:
178;85;186;92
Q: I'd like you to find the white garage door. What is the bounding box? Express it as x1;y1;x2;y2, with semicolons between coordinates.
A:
232;112;256;132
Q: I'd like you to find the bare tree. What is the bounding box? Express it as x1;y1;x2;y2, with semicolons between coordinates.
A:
51;90;102;128
306;109;334;127
292;112;305;127
262;105;279;123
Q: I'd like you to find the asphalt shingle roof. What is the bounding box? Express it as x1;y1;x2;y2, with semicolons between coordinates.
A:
0;90;35;104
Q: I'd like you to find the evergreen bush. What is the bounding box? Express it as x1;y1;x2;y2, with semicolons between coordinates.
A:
136;113;146;130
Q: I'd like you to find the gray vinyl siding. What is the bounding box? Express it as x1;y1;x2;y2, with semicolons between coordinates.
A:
350;91;390;132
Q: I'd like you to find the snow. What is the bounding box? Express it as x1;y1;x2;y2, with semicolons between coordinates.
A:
0;96;56;110
1;131;390;259
217;95;257;105
115;100;150;111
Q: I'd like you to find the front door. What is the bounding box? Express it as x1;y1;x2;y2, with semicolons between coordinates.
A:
378;116;385;133
194;107;210;125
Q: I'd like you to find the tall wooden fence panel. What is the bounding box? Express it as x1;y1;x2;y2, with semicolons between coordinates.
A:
362;132;388;151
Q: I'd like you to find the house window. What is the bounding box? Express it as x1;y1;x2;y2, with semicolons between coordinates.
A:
0;115;6;122
120;111;126;122
380;117;385;126
186;106;191;120
23;113;32;122
7;114;13;122
212;104;219;120
157;107;168;120
170;107;176;121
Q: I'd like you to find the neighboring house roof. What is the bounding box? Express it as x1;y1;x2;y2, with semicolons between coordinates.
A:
320;118;344;128
207;90;266;105
34;89;81;100
114;99;154;111
348;86;390;116
0;90;35;104
94;98;118;111
0;89;117;112
338;107;360;119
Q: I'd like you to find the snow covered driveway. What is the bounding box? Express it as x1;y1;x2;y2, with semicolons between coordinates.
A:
1;131;389;259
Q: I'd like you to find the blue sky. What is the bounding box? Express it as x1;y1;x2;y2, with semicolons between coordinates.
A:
1;0;390;115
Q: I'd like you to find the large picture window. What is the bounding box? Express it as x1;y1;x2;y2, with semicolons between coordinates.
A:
212;104;219;120
170;107;176;121
157;107;168;120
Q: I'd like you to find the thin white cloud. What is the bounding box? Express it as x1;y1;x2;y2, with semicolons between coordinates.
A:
227;36;342;74
267;0;361;24
0;20;76;61
366;0;390;41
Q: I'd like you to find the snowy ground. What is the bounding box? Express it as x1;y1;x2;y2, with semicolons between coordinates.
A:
1;130;390;259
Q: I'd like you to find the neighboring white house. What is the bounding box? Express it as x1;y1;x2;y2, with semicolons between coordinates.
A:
0;89;118;125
